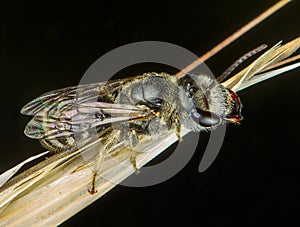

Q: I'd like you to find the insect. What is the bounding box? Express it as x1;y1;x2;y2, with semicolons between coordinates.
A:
21;37;299;193
21;72;242;193
21;73;242;163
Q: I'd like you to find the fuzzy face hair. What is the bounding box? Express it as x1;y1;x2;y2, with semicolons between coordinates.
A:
177;74;241;132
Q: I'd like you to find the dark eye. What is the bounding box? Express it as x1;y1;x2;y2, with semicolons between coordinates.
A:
191;108;220;127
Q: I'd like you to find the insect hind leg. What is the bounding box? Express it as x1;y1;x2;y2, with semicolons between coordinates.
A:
88;150;105;194
88;130;121;194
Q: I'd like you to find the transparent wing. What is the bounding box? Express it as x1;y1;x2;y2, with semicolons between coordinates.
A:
21;76;151;140
24;102;151;139
21;80;125;116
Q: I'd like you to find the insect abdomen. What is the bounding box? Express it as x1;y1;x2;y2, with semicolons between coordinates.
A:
40;137;76;153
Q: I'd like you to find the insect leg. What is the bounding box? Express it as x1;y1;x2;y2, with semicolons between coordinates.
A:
166;109;182;143
172;112;183;143
88;151;105;194
128;129;140;172
88;130;120;194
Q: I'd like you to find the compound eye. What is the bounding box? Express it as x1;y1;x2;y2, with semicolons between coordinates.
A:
192;108;220;127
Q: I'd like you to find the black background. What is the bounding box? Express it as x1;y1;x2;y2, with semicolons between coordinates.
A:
0;0;300;226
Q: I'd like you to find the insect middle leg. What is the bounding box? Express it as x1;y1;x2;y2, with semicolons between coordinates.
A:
89;128;144;194
128;128;141;172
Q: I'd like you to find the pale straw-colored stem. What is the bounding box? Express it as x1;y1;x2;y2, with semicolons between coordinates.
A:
262;53;300;72
0;1;293;226
0;130;188;226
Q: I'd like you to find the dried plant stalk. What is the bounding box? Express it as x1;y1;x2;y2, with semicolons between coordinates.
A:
0;130;187;226
222;36;300;91
0;1;297;226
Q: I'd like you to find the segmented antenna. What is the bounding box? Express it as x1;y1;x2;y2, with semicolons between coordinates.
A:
217;44;268;82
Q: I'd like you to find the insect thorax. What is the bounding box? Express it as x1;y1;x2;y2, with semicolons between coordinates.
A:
114;72;181;136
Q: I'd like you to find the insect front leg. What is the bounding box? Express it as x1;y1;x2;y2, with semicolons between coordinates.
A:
164;108;182;143
171;112;182;142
